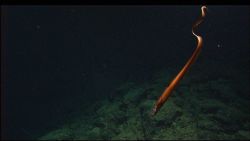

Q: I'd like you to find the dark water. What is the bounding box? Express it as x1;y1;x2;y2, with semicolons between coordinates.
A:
2;6;250;140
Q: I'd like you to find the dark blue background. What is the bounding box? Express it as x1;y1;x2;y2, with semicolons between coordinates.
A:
2;6;249;139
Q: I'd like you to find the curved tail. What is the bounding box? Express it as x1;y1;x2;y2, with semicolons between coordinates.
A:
151;6;207;116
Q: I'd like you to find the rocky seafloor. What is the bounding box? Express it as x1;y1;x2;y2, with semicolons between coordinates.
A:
38;66;250;140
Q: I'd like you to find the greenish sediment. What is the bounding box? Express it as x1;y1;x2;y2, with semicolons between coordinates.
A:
38;68;250;140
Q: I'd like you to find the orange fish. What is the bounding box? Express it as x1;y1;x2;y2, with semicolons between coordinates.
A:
151;6;207;116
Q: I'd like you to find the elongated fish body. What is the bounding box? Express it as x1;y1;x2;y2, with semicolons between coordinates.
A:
151;6;207;116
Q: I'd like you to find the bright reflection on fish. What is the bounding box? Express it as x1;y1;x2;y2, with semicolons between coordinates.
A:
151;6;207;116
